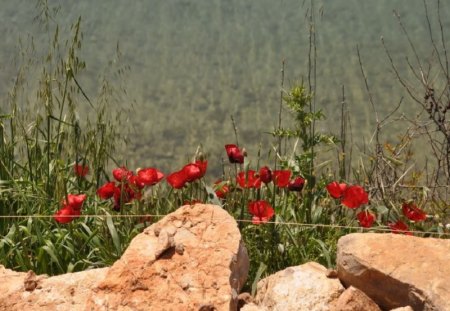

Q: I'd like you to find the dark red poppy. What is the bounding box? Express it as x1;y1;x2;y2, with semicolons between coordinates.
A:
288;177;306;192
326;181;347;199
341;185;369;209
402;202;427;222
259;166;272;184
112;184;138;210
137;168;164;186
357;210;376;228
167;171;188;189
273;170;291;188
63;194;87;211
112;166;133;182
53;206;81;224
236;171;261;188
248;200;275;224
74;164;89;177
97;182;117;200
214;180;230;199
389;220;412;235
225;144;244;164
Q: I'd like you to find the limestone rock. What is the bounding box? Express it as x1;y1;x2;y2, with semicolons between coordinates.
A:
86;203;249;311
240;303;268;311
337;233;450;310
254;262;344;311
331;286;381;311
0;265;108;310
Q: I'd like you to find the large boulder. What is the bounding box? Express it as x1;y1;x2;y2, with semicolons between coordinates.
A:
252;262;344;311
0;204;249;311
337;233;450;310
86;203;249;310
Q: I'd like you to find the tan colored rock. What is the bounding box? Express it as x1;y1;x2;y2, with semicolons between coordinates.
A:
390;307;414;311
0;265;108;310
238;292;253;309
254;262;344;311
331;286;381;311
337;233;450;311
240;303;268;311
86;203;249;311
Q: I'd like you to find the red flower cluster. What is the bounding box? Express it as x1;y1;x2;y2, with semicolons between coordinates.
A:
167;160;207;189
234;165;305;192
248;200;275;224
326;182;369;209
326;181;372;228
237;171;261;188
97;166;164;210
53;194;87;224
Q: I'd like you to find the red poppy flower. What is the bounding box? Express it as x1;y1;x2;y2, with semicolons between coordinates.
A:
357;210;376;228
137;168;164;186
97;182;117;199
53;206;81;224
167;171;188;189
236;171;261;188
341;185;369;209
181;163;203;182
112;166;133;182
259;166;272;184
248;200;275;224
326;181;347;199
128;175;146;189
194;160;208;178
288;177;306;192
402;202;427;222
389;220;412;235
225;144;244;164
273;170;291;188
74;164;89;177
214;180;230;199
63;194;87;211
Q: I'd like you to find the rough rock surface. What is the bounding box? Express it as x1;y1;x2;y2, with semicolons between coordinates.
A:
86;203;249;310
389;307;414;311
0;204;248;311
337;233;450;311
253;262;344;311
0;265;108;310
331;286;381;311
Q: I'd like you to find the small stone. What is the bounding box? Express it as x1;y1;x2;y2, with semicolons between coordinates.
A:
175;243;185;255
326;269;338;278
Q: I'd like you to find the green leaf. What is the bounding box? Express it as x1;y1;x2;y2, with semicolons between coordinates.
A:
106;213;121;255
251;262;267;297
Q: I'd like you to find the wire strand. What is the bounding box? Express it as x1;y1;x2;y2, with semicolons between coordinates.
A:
0;214;448;237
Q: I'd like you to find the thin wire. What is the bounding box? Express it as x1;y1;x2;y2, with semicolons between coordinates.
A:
0;213;448;237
